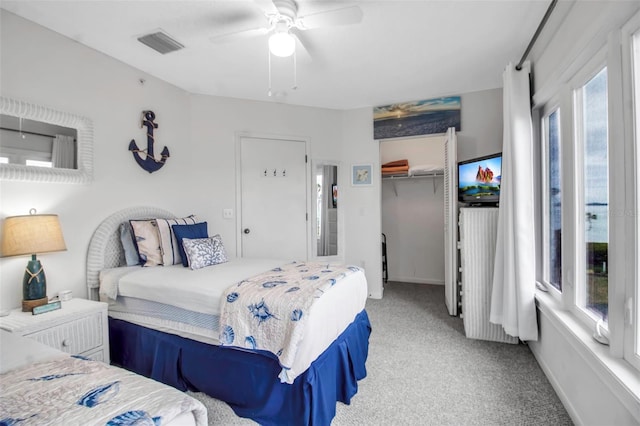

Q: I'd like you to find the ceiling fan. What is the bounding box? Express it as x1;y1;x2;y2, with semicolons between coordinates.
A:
209;0;363;60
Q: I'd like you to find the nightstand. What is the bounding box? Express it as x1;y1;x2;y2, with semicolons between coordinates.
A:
0;298;110;363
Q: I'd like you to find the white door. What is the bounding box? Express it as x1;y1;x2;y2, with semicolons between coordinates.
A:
240;136;308;260
444;127;458;316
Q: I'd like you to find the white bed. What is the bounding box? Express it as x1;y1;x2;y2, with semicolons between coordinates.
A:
0;330;207;426
86;206;371;426
99;258;368;383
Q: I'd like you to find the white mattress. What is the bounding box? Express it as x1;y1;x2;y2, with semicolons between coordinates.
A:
100;258;368;383
101;258;286;315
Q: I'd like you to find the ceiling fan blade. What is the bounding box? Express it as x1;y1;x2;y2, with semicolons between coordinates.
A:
297;6;363;30
253;0;278;15
291;30;312;62
209;26;270;44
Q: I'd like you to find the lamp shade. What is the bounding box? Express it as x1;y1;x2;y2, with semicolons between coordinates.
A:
1;214;67;257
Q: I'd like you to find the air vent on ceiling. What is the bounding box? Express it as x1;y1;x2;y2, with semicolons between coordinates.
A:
137;30;184;55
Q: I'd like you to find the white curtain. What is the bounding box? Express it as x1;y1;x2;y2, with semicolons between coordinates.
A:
52;135;75;169
490;62;538;341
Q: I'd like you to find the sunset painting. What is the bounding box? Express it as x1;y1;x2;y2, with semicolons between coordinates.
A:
373;96;461;140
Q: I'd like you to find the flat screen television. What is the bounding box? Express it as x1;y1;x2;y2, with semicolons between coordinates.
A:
458;153;502;205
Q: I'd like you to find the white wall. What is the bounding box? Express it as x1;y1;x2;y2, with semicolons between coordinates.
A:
0;11;384;309
380;135;446;166
378;88;503;286
531;0;639;104
457;88;503;162
0;11;192;310
187;94;344;256
341;108;383;298
532;298;639;425
381;175;445;284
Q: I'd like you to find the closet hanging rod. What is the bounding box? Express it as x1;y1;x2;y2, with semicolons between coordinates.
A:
382;173;444;180
515;0;557;71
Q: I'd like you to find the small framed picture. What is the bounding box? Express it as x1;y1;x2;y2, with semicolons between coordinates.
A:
351;164;372;186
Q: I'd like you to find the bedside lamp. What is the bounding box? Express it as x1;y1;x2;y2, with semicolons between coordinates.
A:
1;209;67;312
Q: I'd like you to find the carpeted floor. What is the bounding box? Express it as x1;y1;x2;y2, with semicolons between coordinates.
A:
188;281;573;425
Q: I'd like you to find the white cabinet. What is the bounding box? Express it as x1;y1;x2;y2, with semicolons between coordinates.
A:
0;298;110;362
459;207;518;344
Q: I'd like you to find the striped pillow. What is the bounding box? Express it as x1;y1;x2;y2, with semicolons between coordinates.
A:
156;215;201;265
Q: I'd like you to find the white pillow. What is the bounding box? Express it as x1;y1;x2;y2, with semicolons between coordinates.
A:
182;235;228;270
156;215;201;265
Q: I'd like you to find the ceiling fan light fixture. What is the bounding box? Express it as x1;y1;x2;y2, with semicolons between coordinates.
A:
269;31;295;57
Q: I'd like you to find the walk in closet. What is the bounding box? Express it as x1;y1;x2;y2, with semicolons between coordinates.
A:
380;135;446;286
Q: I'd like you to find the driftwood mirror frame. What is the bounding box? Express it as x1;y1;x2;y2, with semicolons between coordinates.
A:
0;96;93;183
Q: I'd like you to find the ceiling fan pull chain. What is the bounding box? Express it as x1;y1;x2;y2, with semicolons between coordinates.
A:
268;50;273;97
292;49;298;91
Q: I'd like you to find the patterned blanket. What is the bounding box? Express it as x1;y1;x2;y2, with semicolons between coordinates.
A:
219;261;361;378
0;355;207;426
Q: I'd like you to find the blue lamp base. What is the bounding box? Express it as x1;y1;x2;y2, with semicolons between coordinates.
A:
22;255;48;312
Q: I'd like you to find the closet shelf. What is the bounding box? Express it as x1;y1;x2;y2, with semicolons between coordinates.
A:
382;171;444;195
381;172;444;180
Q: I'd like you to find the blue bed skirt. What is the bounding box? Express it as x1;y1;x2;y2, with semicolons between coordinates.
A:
109;309;371;426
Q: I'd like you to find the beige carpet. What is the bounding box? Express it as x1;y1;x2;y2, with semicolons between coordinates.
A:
189;282;572;425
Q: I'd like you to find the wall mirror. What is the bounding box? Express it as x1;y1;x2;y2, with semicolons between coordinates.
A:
0;96;93;183
314;162;339;257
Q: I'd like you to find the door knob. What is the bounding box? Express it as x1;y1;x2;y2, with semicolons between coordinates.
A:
244;228;251;234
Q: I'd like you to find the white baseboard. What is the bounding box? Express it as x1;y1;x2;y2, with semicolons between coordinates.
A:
387;276;444;285
368;289;383;299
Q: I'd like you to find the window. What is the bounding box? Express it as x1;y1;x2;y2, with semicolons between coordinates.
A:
0;157;8;163
575;67;609;322
542;108;562;291
535;4;640;383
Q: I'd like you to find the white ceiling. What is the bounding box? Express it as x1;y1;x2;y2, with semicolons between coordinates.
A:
1;0;551;110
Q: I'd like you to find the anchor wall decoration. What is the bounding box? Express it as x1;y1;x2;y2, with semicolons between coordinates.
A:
128;110;170;173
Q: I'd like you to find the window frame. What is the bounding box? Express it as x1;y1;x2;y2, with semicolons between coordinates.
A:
536;17;640;370
621;11;640;370
569;48;610;331
533;3;640;400
540;103;563;295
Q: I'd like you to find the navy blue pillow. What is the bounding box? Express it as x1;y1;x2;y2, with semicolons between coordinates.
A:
172;222;208;267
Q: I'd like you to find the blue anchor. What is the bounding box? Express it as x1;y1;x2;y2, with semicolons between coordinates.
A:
128;111;170;173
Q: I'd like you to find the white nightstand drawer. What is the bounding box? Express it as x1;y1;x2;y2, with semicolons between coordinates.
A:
0;299;110;363
25;312;104;355
82;346;106;362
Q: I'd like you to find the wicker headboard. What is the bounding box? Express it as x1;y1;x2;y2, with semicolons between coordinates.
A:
86;206;175;301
